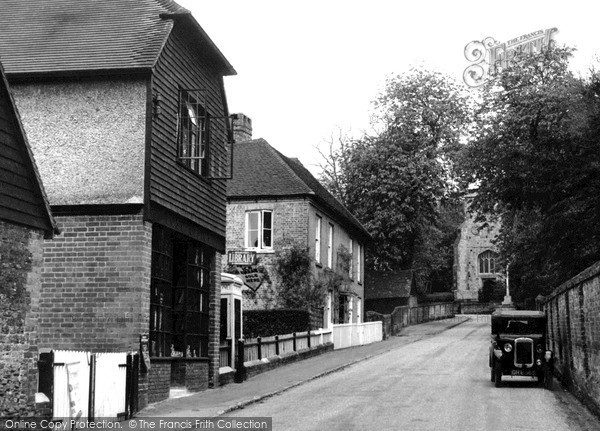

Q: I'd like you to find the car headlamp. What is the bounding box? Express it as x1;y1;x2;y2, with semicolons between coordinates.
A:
536;344;543;353
503;343;512;353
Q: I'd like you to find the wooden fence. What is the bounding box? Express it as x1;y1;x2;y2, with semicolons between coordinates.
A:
219;328;333;368
367;302;456;338
332;321;383;350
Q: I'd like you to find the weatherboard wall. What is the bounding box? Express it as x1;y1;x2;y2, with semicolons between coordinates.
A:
150;24;228;246
0;76;52;232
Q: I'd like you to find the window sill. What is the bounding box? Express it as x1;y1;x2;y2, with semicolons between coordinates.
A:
315;262;323;268
176;160;212;184
245;248;275;254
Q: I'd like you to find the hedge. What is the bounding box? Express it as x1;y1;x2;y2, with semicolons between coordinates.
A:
243;308;315;338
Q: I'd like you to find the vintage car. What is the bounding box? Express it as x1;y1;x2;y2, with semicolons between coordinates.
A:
489;309;553;389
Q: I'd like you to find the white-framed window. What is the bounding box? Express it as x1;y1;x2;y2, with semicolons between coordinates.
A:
245;210;273;250
178;90;209;176
348;238;354;279
315;216;322;263
327;223;334;268
357;243;362;283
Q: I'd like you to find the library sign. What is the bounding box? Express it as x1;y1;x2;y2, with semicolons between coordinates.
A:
463;28;558;87
226;250;265;291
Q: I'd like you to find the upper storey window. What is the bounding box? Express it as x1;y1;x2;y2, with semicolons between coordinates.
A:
178;90;209;176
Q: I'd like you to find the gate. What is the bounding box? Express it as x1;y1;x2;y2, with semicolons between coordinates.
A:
40;351;138;420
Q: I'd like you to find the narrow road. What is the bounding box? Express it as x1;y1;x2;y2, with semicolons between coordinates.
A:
225;318;600;430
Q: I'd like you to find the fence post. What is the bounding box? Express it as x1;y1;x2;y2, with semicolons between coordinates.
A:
257;337;262;360
89;353;96;421
234;340;247;383
293;332;297;351
275;335;280;356
307;330;311;348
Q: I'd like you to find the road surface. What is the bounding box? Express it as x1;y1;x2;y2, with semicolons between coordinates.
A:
225;318;600;431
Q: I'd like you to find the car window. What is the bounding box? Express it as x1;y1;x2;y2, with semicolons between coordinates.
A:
503;319;545;334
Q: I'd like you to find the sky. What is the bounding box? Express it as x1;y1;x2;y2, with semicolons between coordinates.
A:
176;0;600;175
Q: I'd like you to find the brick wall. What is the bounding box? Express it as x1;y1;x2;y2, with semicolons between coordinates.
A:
226;199;310;310
208;252;222;388
147;360;170;404
39;213;152;352
543;261;600;417
0;221;45;417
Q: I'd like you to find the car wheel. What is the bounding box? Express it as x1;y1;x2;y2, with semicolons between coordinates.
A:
494;361;502;388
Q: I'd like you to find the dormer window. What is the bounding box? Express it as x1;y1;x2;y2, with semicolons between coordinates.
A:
178;90;209;176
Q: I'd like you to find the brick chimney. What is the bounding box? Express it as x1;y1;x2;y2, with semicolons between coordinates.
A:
232;113;252;142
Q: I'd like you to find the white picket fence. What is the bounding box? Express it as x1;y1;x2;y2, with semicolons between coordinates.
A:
52;350;128;420
332;321;383;350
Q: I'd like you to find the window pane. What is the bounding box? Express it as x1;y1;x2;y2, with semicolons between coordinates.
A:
248;212;258;230
246;231;257;248
263;211;272;229
262;211;272;247
263;229;272;248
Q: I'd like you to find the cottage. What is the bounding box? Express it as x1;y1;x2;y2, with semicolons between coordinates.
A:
0;61;58;417
0;0;235;410
364;270;418;314
225;116;371;327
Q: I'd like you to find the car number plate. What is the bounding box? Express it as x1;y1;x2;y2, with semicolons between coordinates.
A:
511;369;533;376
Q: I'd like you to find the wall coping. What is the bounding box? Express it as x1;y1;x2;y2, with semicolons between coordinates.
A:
544;260;600;302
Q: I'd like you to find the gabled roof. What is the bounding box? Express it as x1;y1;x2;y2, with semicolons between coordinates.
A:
364;270;416;300
228;139;371;242
0;0;235;78
0;62;58;237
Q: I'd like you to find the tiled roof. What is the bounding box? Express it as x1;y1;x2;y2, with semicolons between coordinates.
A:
364;270;416;300
0;0;235;77
228;139;371;241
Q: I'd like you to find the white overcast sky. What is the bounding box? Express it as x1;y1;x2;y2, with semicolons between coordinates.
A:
177;0;600;175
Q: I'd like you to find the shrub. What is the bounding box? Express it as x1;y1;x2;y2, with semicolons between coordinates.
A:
243;309;314;338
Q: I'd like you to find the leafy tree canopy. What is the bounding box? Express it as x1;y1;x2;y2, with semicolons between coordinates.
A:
460;45;600;301
319;68;470;291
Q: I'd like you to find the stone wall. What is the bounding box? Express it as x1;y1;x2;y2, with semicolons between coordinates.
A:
543;261;600;417
0;221;45;417
453;196;502;301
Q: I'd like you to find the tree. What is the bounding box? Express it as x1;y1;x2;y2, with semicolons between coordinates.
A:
319;68;470;289
460;45;600;301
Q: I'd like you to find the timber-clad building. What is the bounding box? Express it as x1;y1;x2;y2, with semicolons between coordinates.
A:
0;0;236;411
0;61;57;417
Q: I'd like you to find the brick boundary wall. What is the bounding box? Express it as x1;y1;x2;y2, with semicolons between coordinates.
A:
543;260;600;418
